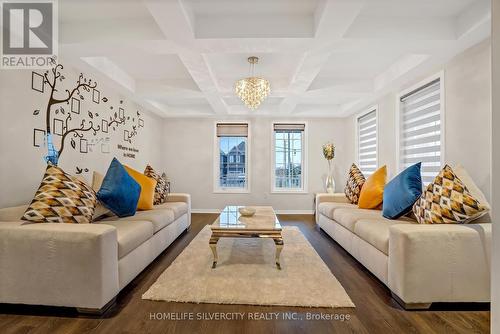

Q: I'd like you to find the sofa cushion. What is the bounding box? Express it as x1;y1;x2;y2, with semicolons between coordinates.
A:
123;165;157;211
102;209;175;233
344;163;366;204
0;205;28;222
154;202;188;220
354;219;413;255
358;165;387;209
383;162;422;219
144;165;169;205
97;158;141;218
413;165;488;224
97;220;153;259
333;208;385;232
22;164;97;224
318;202;357;220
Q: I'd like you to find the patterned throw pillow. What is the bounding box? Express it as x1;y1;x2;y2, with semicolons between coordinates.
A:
344;163;366;204
144;165;169;205
21;164;97;224
412;165;488;224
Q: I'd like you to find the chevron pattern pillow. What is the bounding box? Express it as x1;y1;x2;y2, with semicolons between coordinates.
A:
144;164;169;205
344;163;366;204
413;165;488;224
21;164;97;224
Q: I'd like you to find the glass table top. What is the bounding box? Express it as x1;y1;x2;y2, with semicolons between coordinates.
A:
211;206;282;231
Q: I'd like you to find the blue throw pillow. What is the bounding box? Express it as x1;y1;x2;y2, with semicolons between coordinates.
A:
382;162;423;219
97;158;141;217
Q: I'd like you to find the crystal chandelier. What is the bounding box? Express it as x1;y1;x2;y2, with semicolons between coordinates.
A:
235;56;270;110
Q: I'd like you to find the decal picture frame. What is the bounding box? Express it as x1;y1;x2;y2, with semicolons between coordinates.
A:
53;118;64;136
31;72;44;93
92;88;100;104
71;97;80;114
101;119;109;133
79;138;88;153
33;129;45;147
101;142;110;154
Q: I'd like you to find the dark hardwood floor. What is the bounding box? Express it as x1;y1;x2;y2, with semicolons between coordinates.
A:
0;214;490;334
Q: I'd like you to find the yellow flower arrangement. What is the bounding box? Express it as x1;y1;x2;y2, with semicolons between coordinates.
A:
322;143;335;160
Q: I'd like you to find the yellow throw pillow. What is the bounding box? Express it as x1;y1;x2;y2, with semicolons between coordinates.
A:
358;165;387;209
124;165;157;211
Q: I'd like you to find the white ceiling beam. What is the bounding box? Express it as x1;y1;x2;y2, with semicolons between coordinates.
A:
279;0;365;114
135;79;202;95
145;0;228;114
60;19;165;44
455;0;491;38
307;77;373;93
344;16;456;40
65;57;170;118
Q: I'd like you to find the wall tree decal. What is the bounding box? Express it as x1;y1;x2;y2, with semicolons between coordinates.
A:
37;62;140;165
41;63;98;164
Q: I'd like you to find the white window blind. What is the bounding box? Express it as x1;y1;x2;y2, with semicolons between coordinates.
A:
399;78;442;184
357;110;377;176
216;123;248;137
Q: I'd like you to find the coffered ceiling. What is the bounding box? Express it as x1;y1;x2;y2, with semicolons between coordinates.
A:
59;0;491;118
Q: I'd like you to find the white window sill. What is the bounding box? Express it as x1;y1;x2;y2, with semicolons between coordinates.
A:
270;190;309;195
213;189;250;194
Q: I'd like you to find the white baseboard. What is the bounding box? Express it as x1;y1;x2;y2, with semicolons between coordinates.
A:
191;209;221;214
191;209;314;215
274;210;314;215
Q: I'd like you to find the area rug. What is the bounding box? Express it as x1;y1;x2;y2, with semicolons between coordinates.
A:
142;226;355;308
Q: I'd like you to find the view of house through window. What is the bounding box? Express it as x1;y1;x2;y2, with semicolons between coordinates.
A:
273;123;305;191
216;123;248;190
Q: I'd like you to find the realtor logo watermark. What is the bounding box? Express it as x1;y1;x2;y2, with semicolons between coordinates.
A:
1;0;58;69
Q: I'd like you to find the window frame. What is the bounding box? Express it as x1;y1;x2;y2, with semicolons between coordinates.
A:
355;106;379;176
270;121;308;194
395;71;445;175
213;121;251;194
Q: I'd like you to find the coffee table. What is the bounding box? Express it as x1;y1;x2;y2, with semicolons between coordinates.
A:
209;206;284;269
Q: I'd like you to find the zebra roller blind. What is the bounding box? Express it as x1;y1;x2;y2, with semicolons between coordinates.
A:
357;110;377;176
399;78;442;184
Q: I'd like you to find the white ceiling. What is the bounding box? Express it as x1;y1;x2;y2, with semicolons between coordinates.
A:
59;0;491;118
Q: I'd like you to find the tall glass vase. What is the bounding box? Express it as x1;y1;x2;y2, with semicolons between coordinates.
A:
325;160;335;193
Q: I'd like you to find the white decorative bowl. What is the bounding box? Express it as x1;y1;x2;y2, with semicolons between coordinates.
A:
239;207;256;217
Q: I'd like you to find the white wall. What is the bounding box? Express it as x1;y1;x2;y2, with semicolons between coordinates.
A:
0;62;163;208
491;0;499;331
162;118;353;212
347;38;492;200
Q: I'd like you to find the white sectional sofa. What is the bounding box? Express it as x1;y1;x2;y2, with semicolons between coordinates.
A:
316;193;491;309
0;193;191;314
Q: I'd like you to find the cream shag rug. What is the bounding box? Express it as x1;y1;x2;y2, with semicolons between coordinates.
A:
142;226;354;308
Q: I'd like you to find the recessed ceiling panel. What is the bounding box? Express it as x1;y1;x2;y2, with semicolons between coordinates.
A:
182;0;322;38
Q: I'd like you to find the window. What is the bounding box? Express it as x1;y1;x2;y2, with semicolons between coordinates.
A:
357;109;377;176
215;123;249;192
399;77;442;184
272;123;306;192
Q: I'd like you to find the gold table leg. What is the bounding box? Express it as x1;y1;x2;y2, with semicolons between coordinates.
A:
209;235;219;269
274;237;284;270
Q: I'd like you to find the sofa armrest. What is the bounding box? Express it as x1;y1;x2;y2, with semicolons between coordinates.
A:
0;222;119;309
166;193;191;226
166;193;190;204
315;193;349;223
388;223;491;304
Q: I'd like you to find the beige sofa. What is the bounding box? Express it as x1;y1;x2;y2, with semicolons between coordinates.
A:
0;193;191;314
316;193;491;309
